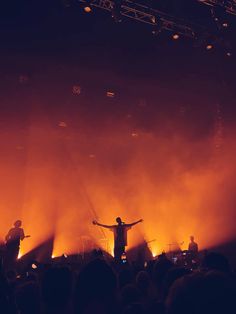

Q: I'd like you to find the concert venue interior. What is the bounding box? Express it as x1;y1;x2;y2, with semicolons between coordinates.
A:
1;2;236;314
1;1;236;267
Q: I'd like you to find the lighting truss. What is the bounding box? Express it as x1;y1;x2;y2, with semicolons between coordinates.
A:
79;0;196;38
197;0;236;16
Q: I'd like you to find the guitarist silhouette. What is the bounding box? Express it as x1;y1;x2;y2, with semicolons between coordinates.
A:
5;220;30;268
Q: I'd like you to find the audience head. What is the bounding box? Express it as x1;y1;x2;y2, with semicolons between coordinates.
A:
119;268;134;289
41;266;73;311
202;252;230;272
153;254;174;286
164;267;191;296
120;284;141;307
15;281;41;314
74;258;117;314
123;303;145;314
135;271;150;294
166;270;236;314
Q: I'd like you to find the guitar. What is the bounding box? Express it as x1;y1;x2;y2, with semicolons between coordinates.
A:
5;235;31;249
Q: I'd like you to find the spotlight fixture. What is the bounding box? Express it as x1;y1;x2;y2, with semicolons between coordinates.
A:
151;16;156;24
83;0;92;13
30;261;40;270
72;85;81;95
58;121;67;127
32;263;37;269
211;6;224;21
152;29;161;36
152;19;163;36
194;32;217;51
210;6;229;30
172;33;180;40
84;6;92;13
121;252;127;263
106;91;115;97
84;6;91;13
206;44;213;50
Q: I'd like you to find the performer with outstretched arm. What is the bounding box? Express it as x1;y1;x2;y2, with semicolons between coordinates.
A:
93;217;143;261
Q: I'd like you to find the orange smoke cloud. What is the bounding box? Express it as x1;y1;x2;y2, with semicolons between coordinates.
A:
0;103;236;259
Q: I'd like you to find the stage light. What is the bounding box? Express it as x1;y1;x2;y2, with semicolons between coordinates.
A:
62;253;68;258
121;252;127;263
51;255;55;259
206;44;213;50
83;1;92;13
152;20;163;36
172;33;179;40
32;263;38;269
226;52;232;57
72;85;81;95
17;252;22;259
152;29;160;36
106;91;115;98
84;5;92;13
210;6;229;31
58;121;67;127
151;16;156;24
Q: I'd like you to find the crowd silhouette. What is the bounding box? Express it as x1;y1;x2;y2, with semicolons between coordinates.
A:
0;249;235;314
0;221;235;313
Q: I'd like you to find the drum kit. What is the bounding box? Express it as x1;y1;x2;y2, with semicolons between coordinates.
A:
167;242;198;267
78;235;109;258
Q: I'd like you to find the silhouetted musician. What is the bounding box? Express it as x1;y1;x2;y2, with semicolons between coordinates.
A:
93;217;143;261
188;235;198;258
5;220;30;267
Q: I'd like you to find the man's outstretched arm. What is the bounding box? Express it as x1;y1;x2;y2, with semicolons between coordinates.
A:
92;220;113;229
126;219;143;227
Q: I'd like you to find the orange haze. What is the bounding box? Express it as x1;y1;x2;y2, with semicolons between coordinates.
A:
0;103;236;258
